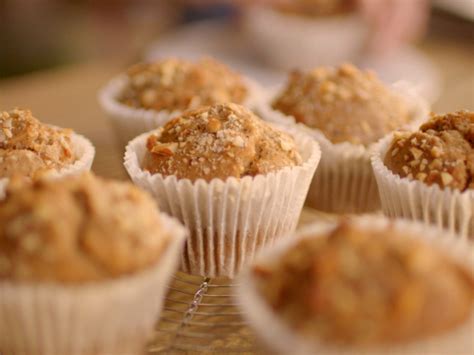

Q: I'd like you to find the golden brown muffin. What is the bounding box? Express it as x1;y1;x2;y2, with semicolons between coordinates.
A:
119;57;248;112
143;103;302;182
272;64;411;146
253;221;474;346
0;108;75;178
0;173;169;283
275;0;356;17
384;111;474;191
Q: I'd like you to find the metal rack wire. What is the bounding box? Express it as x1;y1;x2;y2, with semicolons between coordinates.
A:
147;210;334;353
148;272;259;353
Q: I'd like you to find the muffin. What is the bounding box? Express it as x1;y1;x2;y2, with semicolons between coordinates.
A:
99;57;262;146
0;173;186;355
143;103;303;181
272;64;411;146
372;110;474;238
0;108;95;199
124;103;321;277
242;2;368;70
238;217;474;354
259;64;428;213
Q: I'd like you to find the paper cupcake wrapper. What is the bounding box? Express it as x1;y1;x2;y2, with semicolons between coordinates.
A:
98;74;264;148
0;132;95;200
242;7;369;70
123;126;321;278
237;216;474;355
0;214;186;355
372;134;474;239
257;82;429;214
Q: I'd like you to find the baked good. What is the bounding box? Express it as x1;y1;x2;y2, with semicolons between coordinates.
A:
0;173;186;355
275;0;356;17
0;173;169;283
253;221;474;346
119;57;248;112
124;102;320;277
143;103;302;182
384;111;474;192
0;108;75;178
272;64;411;146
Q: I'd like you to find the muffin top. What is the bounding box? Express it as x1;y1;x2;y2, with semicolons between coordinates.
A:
143;103;302;182
0;173;169;283
275;0;356;17
253;221;474;346
272;64;411;146
119;57;248;112
384;110;474;191
0;108;75;179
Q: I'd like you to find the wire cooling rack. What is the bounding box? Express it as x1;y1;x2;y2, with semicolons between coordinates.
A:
148;272;259;354
147;210;336;353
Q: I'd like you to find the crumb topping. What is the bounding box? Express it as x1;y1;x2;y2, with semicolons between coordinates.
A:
119;57;248;112
0;108;75;178
384;111;474;191
0;173;169;283
275;0;356;17
143;103;302;182
254;221;474;346
272;64;411;146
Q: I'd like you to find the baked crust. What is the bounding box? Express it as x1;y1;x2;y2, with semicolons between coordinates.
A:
0;173;168;283
0;108;75;178
272;64;411;146
143;103;302;182
119;57;248;112
254;221;474;345
384;110;474;191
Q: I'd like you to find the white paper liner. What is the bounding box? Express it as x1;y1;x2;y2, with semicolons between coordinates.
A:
0;213;187;355
242;6;369;70
237;216;474;355
372;134;474;239
98;74;264;148
123;126;321;278
257;82;429;214
0;132;95;200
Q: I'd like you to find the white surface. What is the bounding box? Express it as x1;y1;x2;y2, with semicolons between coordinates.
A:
145;20;441;103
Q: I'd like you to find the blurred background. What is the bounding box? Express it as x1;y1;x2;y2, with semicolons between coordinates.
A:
0;0;473;109
0;0;472;179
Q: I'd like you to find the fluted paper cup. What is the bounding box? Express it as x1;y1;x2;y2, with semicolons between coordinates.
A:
0;132;95;200
0;214;186;355
124;126;321;278
98;75;263;147
372;134;474;239
257;82;429;214
237;216;474;355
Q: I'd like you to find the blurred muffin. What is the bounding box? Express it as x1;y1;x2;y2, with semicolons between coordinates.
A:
253;221;473;345
0;108;95;199
143;103;302;182
275;0;356;17
372;110;473;238
0;173;169;283
240;218;474;354
261;64;427;213
124;103;321;277
0;173;186;355
273;64;411;146
120;58;248;111
384;111;474;191
0;108;75;178
100;57;261;146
